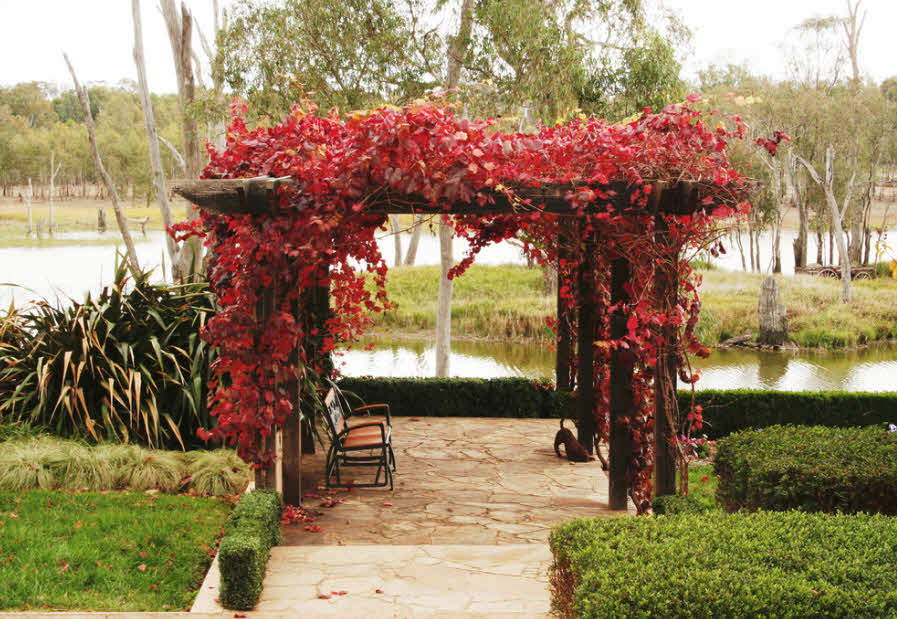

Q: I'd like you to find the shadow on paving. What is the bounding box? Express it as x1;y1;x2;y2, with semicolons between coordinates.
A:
285;417;630;546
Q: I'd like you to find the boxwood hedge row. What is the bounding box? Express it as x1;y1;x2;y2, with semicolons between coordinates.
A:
714;425;897;514
218;489;283;610
338;378;896;437
549;512;897;618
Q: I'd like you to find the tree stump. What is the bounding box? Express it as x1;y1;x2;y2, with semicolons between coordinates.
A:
758;277;788;346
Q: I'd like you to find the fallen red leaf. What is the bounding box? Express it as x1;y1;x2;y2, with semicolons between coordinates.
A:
137;564;147;572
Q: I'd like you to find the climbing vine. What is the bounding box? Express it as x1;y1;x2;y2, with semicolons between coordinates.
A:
193;96;754;509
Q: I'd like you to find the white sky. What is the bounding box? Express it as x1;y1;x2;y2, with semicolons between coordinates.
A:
0;0;895;95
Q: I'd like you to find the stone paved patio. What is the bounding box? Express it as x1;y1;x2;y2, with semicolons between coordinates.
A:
286;417;628;546
240;418;630;616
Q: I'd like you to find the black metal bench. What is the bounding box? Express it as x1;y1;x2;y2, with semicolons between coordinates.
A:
323;380;396;490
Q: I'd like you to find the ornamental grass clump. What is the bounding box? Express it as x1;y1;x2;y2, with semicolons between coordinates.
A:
0;436;247;495
186;449;249;496
714;425;897;514
550;512;897;618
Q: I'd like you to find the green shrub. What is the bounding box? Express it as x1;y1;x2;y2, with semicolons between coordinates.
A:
549;512;897;618
682;389;897;439
337;377;571;419
714;425;897;514
651;494;708;515
0;259;217;450
218;489;282;610
338;380;897;439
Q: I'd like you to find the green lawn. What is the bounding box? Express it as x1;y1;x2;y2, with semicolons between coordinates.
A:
0;490;230;611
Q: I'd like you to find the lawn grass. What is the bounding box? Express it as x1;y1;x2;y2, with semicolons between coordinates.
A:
372;264;897;348
0;490;230;611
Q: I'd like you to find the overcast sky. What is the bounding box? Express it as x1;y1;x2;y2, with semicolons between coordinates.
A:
0;0;894;95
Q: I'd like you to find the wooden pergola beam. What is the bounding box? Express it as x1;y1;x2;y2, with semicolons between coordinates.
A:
172;177;705;217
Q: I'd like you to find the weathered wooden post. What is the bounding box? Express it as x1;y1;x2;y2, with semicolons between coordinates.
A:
555;219;574;392
653;208;678;497
254;285;279;491
575;232;597;455
609;255;633;510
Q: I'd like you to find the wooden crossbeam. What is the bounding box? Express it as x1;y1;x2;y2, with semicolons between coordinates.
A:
171;177;705;217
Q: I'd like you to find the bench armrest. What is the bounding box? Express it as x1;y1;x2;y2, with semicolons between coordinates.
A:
353;403;391;425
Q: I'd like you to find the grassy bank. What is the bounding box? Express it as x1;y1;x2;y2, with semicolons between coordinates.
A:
372;264;897;348
0;197;192;247
0;490;230;611
378;264;555;341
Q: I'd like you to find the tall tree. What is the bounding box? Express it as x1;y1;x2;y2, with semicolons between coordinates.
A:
133;0;180;279
160;0;204;280
435;0;474;378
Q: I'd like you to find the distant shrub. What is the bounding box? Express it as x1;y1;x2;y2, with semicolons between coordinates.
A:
714;425;897;514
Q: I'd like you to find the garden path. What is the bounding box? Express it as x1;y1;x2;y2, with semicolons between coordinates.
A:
253;417;630;616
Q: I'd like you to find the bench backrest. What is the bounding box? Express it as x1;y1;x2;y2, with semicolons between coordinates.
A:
324;387;346;436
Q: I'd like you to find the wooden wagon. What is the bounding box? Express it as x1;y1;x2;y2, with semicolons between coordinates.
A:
795;264;875;280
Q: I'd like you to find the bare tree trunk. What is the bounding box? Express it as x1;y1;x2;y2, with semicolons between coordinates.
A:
797;147;853;302
23;178;33;236
49;151;60;237
160;0;203;280
404;215;424;265
435;220;453;377
64;53;140;273
133;0;180;280
391;215;403;266
434;0;474;378
735;224;747;271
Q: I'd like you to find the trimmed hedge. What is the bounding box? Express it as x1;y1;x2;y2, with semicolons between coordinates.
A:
218;489;282;611
714;425;897;514
651;494;709;515
337;377;571;419
690;389;897;439
549;512;897;618
339;379;897;438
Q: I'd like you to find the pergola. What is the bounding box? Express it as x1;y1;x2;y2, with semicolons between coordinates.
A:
174;176;707;510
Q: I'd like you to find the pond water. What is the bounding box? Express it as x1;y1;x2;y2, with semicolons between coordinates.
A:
3;229;895;392
0;226;845;307
338;337;897;393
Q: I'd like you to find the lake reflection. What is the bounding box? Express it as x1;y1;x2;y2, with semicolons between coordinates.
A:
339;338;897;392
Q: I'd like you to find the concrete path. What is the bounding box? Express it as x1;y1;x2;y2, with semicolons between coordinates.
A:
255;544;552;617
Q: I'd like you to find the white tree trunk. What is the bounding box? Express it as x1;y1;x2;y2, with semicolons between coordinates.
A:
404;215;425;265
133;0;180;280
434;0;474;378
24;178;33;236
797;147;852;302
49;151;60;237
391;215;403;266
435;219;453;377
64;53;141;273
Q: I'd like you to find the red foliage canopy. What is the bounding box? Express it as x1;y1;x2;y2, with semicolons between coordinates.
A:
192;98;752;510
